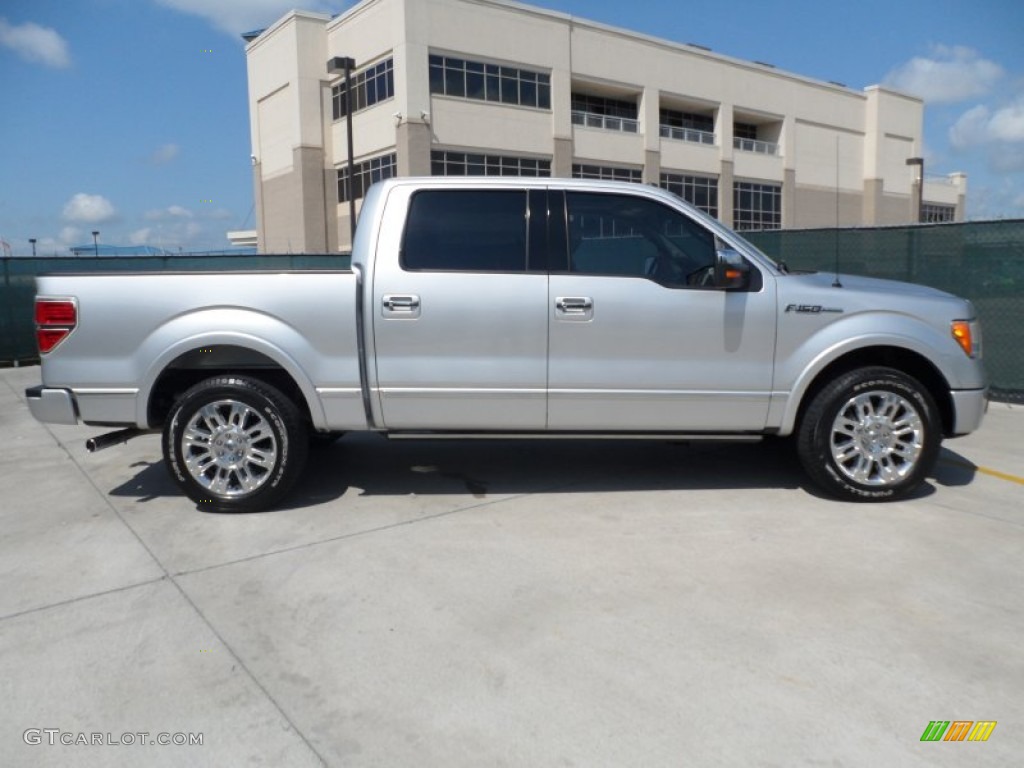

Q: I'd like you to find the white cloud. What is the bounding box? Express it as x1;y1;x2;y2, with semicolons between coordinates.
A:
131;213;212;251
0;17;71;68
62;193;117;224
154;0;340;37
949;105;992;149
58;226;81;244
988;100;1024;142
149;143;180;165
144;205;193;220
950;97;1024;150
884;45;1002;104
34;237;68;256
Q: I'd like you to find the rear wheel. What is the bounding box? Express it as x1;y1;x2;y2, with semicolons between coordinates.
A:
163;376;308;512
797;367;940;501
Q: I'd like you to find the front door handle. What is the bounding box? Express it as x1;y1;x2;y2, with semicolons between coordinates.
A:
556;297;593;312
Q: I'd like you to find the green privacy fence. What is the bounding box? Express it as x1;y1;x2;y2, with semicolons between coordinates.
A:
2;226;1022;400
745;220;1024;402
0;254;349;367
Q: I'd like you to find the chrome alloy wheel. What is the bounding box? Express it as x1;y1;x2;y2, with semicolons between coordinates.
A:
829;390;924;487
181;399;279;497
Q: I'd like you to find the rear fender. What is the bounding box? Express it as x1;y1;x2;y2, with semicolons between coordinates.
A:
135;309;326;429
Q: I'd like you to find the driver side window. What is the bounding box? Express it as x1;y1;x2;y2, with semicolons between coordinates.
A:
565;192;717;287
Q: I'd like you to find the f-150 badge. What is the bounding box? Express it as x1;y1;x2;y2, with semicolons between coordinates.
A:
785;304;844;314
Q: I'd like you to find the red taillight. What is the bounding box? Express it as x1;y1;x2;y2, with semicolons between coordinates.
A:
35;298;77;354
36;300;77;326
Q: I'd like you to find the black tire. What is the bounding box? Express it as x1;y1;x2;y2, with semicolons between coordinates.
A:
796;367;940;502
163;376;308;512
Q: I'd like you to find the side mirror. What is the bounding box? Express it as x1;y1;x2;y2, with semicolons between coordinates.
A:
714;248;750;291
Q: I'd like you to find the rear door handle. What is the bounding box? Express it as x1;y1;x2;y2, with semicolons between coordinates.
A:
555;296;594;321
382;294;421;318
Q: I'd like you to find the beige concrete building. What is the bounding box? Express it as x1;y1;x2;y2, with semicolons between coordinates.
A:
245;0;966;252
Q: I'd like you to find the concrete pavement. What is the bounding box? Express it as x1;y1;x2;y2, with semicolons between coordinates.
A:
1;364;1021;767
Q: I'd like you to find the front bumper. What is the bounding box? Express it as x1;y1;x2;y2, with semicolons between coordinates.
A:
949;387;988;436
25;386;79;425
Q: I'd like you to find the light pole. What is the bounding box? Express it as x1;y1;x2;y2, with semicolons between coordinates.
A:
29;238;36;257
906;157;924;223
91;230;100;256
328;56;358;246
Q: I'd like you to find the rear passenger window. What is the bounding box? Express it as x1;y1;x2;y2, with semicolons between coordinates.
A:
402;190;527;272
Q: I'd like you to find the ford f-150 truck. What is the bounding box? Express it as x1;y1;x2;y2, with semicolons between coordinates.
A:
27;178;987;511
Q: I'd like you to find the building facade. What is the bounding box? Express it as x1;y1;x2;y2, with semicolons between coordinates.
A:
245;0;966;252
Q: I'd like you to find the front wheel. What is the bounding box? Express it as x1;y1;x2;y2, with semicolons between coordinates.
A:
163;376;309;512
797;367;940;502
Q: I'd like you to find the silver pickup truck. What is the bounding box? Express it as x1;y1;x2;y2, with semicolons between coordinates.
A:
27;178;986;510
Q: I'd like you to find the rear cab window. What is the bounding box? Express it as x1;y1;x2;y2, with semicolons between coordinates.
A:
401;190;528;272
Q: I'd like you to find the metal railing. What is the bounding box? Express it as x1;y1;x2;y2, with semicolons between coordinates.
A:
733;137;779;155
571;110;639;134
659;125;716;145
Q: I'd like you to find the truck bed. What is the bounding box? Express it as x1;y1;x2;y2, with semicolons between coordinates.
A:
34;270;364;430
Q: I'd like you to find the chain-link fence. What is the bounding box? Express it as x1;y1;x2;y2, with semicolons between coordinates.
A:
745;220;1024;403
3;226;1022;401
0;254;348;366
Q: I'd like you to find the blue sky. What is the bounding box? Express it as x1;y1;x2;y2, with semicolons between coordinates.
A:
1;0;1023;255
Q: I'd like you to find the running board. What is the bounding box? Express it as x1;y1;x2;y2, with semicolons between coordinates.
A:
386;432;764;442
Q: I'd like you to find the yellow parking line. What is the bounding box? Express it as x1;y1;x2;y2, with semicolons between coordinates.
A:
941;458;1024;486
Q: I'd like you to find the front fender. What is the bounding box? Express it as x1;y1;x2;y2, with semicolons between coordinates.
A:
771;311;977;435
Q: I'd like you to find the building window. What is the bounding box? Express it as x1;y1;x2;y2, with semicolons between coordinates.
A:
734;122;758;140
338;153;397;203
572;164;642;184
661;173;719;218
431;150;551;177
332;58;394;120
922;203;955;223
571;93;639;133
733;121;778;155
659;109;715;145
428;54;551;110
733;181;781;231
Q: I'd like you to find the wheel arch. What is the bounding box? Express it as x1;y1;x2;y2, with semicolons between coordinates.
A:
142;341;323;430
787;346;954;438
